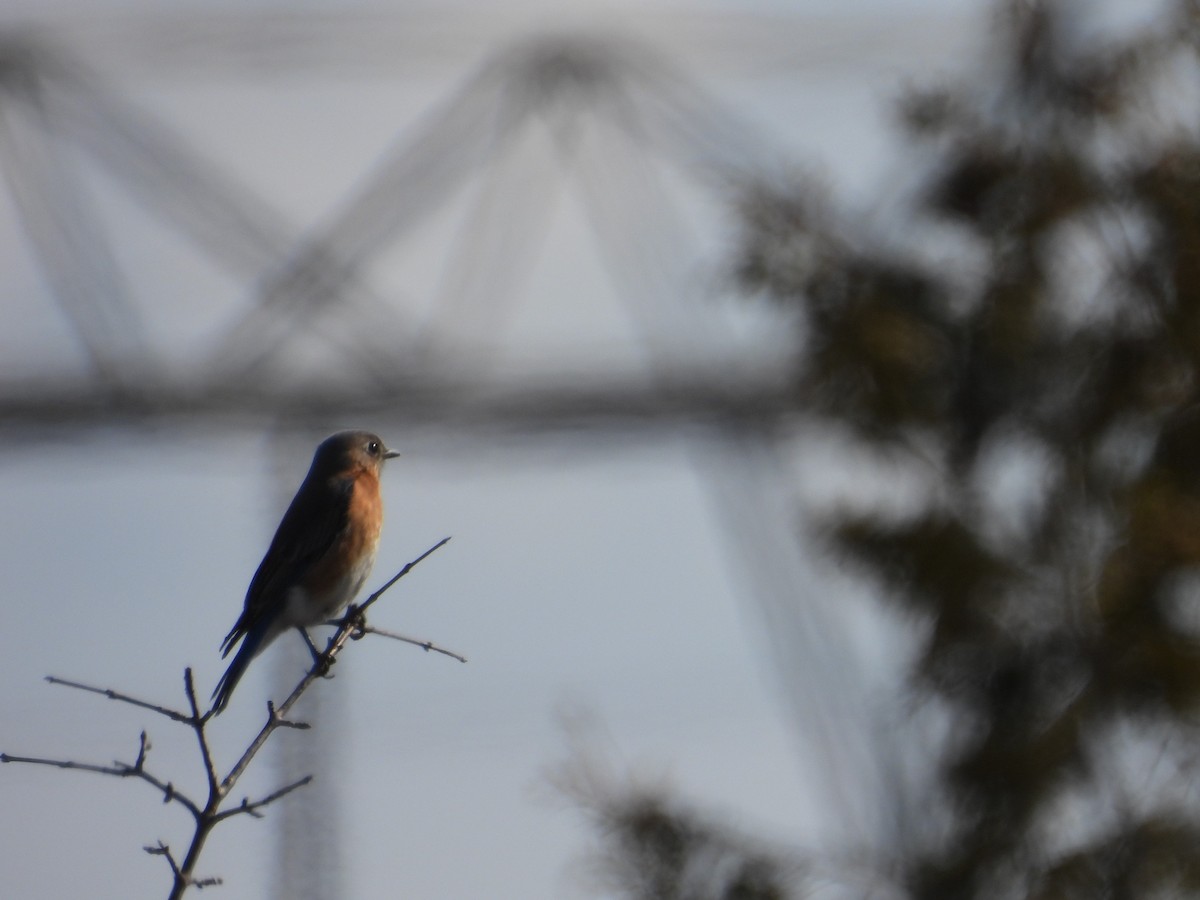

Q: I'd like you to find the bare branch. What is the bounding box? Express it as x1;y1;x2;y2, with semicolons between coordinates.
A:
146;842;223;891
213;774;314;823
358;535;451;616
2;751;125;775
266;700;311;731
182;669;220;799
8;539;456;899
219;699;307;795
45;675;192;724
145;841;183;879
1;741;204;820
359;625;468;663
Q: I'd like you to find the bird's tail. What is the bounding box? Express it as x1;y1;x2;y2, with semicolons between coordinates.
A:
211;626;266;714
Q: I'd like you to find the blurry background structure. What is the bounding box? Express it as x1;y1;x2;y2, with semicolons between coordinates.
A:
17;2;1199;899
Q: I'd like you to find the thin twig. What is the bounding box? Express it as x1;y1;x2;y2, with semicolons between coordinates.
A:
219;697;305;795
359;625;468;663
358;535;451;617
45;676;192;724
213;775;314;823
1;748;204;819
183;669;220;800
145;841;183;879
265;700;311;732
146;842;223;890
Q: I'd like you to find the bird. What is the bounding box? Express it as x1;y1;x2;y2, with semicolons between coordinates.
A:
211;430;400;714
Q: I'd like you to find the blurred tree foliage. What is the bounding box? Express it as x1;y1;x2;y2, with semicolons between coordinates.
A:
577;1;1200;897
561;758;797;900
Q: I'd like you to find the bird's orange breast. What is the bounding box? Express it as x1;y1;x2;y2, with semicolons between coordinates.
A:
303;468;384;608
344;468;384;558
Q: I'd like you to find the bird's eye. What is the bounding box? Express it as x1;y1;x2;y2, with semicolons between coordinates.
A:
367;440;380;456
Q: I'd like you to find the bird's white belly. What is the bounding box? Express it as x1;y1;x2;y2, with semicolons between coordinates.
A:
283;550;376;627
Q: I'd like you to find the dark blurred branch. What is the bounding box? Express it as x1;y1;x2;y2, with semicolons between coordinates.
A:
0;370;796;438
730;3;1200;898
553;720;810;900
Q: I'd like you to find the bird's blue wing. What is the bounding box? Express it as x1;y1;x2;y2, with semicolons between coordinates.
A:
219;474;352;657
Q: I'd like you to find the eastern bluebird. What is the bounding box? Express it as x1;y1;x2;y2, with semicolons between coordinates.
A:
211;430;399;713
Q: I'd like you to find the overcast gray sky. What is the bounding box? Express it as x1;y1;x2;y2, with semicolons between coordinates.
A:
0;3;985;897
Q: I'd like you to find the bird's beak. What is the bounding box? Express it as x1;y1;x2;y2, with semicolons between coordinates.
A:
384;448;401;460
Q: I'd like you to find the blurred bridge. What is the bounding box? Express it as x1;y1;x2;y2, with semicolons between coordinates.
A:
0;9;972;439
0;17;799;438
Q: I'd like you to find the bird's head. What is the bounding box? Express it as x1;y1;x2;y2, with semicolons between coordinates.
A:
314;430;400;477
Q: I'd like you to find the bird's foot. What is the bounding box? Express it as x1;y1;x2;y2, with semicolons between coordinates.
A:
344;604;368;641
315;655;336;679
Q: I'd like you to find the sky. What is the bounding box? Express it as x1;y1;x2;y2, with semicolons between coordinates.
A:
0;3;986;897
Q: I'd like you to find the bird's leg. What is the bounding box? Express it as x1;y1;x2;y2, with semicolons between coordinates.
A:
295;627;328;671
